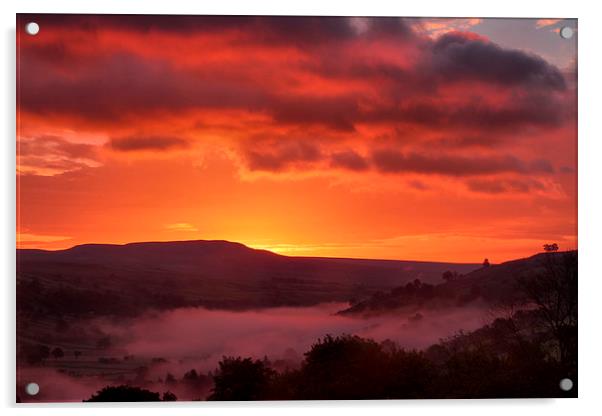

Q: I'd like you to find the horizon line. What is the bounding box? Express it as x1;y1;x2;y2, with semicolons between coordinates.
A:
16;238;574;265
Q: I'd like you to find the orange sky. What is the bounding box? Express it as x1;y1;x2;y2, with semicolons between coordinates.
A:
16;15;577;262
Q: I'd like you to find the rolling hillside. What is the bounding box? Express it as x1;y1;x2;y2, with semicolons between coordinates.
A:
339;251;577;315
17;240;479;316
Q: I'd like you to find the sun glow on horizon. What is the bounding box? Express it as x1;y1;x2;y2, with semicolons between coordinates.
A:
16;230;577;264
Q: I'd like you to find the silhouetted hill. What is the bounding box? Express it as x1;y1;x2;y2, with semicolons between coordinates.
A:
19;240;279;275
339;251;577;315
17;240;479;315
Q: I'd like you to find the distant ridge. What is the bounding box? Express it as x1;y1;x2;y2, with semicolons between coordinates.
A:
17;239;482;313
18;239;478;266
18;239;479;280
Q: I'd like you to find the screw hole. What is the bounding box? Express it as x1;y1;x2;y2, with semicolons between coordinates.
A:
25;22;40;36
25;382;40;396
559;26;574;39
559;378;573;391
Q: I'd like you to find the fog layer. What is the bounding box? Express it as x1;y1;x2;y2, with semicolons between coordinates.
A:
104;303;490;370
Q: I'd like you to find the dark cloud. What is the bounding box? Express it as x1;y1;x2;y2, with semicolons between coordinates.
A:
109;135;189;152
330;150;369;171
377;94;566;130
560;166;575;174
371;149;554;177
18;14;414;45
529;158;555;173
304;32;567;102
431;136;505;148
271;89;564;133
18;22;568;134
17;14;269;34
243;142;557;178
430;32;566;90
244;140;322;171
271;96;359;132
19;53;273;121
466;178;547;194
19;41;82;67
250;16;358;45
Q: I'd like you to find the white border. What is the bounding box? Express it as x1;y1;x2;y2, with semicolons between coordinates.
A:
2;1;601;415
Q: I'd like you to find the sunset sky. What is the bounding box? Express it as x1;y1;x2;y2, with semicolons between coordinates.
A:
16;15;577;262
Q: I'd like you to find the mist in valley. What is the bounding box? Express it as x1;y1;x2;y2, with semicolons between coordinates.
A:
18;302;491;401
108;303;490;367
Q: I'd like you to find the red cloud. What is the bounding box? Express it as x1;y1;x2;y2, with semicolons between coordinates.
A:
330;150;369;171
109;135;189;152
370;149;555;177
16;14;576;201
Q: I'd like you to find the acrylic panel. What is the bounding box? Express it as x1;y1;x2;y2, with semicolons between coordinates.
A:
16;14;577;402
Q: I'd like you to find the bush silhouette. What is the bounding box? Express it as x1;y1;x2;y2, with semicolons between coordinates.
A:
162;391;177;401
208;357;275;401
85;385;164;402
296;334;387;399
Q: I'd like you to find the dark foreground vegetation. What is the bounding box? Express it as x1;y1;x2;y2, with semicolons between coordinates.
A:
84;385;177;402
206;328;574;400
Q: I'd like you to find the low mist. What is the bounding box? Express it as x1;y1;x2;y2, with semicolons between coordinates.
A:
19;302;491;402
104;302;490;370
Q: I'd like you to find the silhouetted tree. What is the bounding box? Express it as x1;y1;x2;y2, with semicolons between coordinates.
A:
162;391;177;401
51;347;64;360
183;369;199;381
543;243;559;252
84;386;162;402
208;357;275;401
482;258;490;267
442;271;459;282
296;334;388;399
517;251;577;374
385;348;437;398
